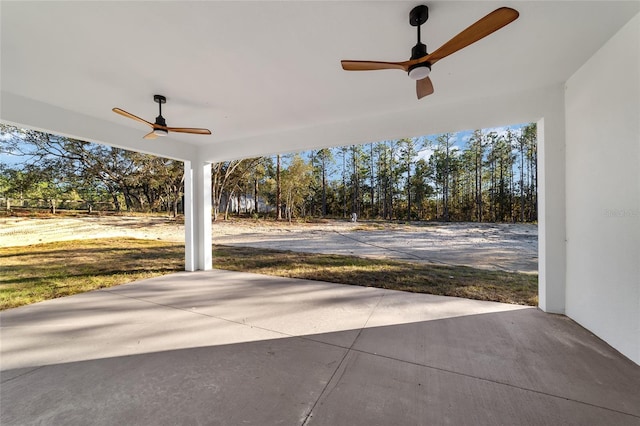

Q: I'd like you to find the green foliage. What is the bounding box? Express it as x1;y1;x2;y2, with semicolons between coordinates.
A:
280;154;313;221
1;122;537;222
1;124;184;214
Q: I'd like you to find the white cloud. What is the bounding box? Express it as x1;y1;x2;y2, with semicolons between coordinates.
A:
0;132;15;142
484;125;525;140
417;148;434;162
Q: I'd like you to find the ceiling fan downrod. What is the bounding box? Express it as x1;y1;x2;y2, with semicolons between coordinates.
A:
408;5;431;80
153;94;168;135
153;94;167;128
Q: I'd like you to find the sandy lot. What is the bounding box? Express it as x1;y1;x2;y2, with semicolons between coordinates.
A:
0;216;538;273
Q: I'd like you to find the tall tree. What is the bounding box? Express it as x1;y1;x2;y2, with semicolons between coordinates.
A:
276;154;282;220
398;138;419;220
348;144;369;218
212;160;242;220
280;154;313;222
433;133;455;221
468;130;485;221
411;158;433;219
340;146;349;218
521;123;538;221
315;148;333;217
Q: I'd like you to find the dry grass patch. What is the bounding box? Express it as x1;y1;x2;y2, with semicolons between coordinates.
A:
0;238;184;309
1;239;537;310
213;245;538;306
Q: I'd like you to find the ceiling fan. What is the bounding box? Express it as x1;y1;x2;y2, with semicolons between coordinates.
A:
341;5;519;99
112;95;211;139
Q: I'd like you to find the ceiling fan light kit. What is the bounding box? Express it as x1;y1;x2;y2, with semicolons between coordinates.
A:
408;65;431;80
341;4;519;99
112;94;211;139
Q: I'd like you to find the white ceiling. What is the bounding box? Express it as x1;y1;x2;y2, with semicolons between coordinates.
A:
1;1;639;161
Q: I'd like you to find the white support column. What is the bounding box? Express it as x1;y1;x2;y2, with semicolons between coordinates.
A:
184;160;196;271
196;161;213;270
537;100;567;313
183;160;212;271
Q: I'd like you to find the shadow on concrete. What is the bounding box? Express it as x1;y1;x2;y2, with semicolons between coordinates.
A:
1;271;638;425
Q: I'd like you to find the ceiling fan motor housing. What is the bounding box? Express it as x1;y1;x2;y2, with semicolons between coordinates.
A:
155;115;167;127
411;42;427;60
409;41;431;80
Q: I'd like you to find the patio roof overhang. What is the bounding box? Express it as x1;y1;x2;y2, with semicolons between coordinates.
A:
2;1;637;163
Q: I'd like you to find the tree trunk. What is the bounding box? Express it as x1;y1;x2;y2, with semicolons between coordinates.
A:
406;158;411;221
111;192;121;212
369;143;375;219
475;142;482;222
520;142;525;222
351;146;357;217
321;160;327;217
276;154;282;220
342;149;347;218
224;192;233;221
444;138;450;222
254;178;259;214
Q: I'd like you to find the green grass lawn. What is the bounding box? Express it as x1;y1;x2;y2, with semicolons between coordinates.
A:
0;238;538;310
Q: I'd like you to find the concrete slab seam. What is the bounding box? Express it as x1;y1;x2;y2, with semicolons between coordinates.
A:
98;287;385;355
301;291;387;426
0;366;45;385
98;288;298;339
346;347;640;420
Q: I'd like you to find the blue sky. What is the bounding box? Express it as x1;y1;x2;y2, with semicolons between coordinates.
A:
416;122;529;162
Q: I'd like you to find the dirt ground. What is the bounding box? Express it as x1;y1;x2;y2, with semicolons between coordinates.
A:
0;216;538;273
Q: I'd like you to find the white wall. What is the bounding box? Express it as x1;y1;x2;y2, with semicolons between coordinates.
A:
565;13;640;365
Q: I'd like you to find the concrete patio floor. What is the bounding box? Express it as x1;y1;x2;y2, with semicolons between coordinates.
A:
1;270;639;425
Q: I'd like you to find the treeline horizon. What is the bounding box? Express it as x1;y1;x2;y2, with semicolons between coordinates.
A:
0;123;537;223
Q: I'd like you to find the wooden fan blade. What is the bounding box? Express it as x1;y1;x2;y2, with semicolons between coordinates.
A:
112;108;154;128
425;7;519;65
417;77;434;99
166;127;212;135
341;60;410;72
143;131;158;140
